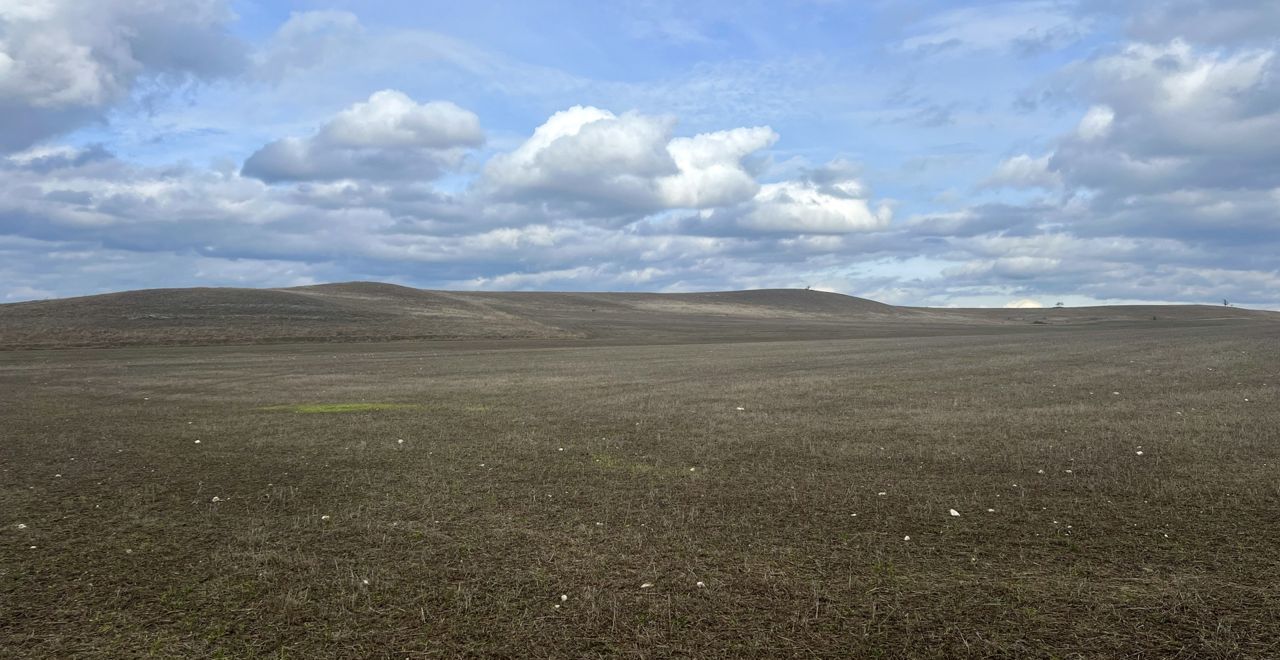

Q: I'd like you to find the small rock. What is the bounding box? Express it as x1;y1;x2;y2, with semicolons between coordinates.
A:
640;582;654;589
949;509;961;517
696;581;706;588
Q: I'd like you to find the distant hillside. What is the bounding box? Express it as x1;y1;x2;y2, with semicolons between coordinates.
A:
931;304;1274;324
0;282;1273;349
0;283;575;349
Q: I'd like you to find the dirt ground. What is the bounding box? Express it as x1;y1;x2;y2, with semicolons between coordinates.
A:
2;321;1278;657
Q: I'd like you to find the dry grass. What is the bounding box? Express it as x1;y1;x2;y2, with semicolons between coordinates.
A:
1;322;1278;657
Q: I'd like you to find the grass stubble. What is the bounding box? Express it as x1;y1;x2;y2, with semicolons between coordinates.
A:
1;322;1278;657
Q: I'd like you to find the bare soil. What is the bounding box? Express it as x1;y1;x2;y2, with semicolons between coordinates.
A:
2;312;1278;657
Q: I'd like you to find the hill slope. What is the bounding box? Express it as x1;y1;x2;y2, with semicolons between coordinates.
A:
0;283;580;349
0;282;1273;349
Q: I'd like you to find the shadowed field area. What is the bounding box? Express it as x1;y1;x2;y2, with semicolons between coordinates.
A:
2;319;1278;657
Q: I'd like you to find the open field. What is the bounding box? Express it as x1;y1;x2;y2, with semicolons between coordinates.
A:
2;314;1279;657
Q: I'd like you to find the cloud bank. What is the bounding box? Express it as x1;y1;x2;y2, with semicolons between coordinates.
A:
0;1;1277;309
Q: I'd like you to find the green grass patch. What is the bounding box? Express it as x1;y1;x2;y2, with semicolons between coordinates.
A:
259;402;419;414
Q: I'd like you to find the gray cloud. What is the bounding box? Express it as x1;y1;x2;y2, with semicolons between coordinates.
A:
909;35;1280;307
0;0;244;152
1056;41;1280;189
1124;0;1280;45
987;39;1280;242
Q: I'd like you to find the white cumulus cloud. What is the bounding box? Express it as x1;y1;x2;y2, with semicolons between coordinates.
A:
242;90;483;182
481;105;776;216
739;179;892;234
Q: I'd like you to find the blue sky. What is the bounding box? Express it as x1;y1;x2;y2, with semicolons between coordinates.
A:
2;0;1278;308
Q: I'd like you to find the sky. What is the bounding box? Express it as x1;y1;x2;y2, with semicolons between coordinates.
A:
1;0;1278;308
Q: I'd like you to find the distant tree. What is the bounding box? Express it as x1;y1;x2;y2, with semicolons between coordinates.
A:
1054;301;1064;308
1224;298;1230;307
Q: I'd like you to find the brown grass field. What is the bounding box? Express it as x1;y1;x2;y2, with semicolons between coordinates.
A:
2;286;1279;657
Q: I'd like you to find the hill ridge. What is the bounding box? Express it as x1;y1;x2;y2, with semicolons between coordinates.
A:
1;281;1274;350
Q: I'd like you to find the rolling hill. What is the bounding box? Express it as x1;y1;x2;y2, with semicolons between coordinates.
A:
0;281;1273;349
